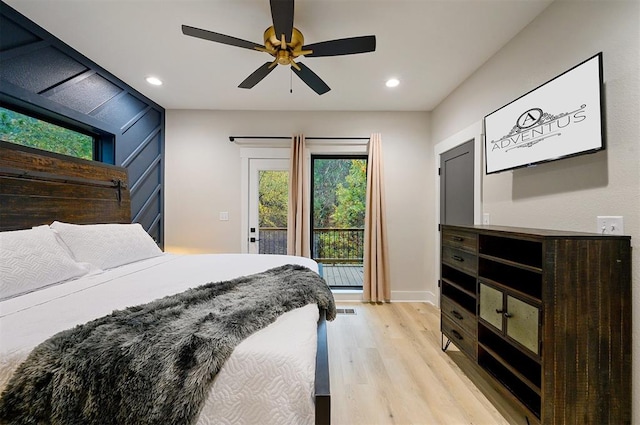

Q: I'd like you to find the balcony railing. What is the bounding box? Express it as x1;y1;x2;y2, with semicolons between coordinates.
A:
313;228;364;264
259;227;287;255
258;227;365;264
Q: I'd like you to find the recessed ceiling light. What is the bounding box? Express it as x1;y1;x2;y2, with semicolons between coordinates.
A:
385;78;400;88
146;76;163;86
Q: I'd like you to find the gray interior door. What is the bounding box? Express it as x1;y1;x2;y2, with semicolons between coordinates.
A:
440;140;474;225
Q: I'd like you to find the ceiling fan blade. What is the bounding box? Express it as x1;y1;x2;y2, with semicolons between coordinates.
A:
303;35;376;57
292;62;330;95
182;25;262;51
270;0;294;43
238;62;278;89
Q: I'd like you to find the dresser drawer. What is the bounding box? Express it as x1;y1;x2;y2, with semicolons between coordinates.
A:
441;296;477;337
442;315;477;359
442;246;478;275
442;229;477;253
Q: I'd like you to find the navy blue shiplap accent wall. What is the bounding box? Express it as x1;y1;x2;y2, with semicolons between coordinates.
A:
0;2;165;247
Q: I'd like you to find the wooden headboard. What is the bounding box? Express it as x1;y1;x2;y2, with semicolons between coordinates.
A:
0;141;130;231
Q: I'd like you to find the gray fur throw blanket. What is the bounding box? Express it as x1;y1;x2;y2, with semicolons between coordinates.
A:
0;264;335;425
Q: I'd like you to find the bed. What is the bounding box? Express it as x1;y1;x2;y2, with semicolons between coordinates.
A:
0;142;333;424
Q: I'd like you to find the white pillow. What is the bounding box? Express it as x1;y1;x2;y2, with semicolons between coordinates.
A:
0;226;90;300
50;221;163;270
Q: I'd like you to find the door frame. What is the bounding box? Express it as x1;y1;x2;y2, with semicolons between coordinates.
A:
432;120;483;306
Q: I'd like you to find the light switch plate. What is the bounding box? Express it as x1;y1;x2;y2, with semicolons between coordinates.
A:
219;212;229;221
596;216;623;235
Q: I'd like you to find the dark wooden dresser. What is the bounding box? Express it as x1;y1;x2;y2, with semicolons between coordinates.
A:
440;224;631;424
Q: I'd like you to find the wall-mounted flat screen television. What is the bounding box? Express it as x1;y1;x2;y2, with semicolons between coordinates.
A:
484;52;604;174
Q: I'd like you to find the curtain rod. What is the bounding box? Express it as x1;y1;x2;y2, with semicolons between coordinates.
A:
228;136;370;142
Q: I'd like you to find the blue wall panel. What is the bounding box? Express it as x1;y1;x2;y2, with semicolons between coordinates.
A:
92;93;148;128
127;134;162;186
131;166;161;216
46;73;122;114
118;109;161;165
1;46;88;93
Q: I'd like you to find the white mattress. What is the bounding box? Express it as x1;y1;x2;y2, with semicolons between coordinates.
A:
0;253;321;425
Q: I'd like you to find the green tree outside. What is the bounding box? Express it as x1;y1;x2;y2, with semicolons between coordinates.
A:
332;159;367;228
312;158;350;228
258;170;288;228
0;107;93;160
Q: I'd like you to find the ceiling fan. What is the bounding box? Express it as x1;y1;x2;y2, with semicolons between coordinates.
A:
182;0;376;95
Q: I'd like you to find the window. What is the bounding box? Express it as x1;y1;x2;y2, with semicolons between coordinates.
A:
0;106;95;160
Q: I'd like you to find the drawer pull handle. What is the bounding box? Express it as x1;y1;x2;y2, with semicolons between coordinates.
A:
504;312;513;318
453;236;464;242
496;309;504;314
451;330;463;340
452;255;464;262
451;310;464;320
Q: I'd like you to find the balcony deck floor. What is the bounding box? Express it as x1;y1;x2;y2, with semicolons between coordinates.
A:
321;264;363;287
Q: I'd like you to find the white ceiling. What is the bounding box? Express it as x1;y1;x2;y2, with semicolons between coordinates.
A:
6;0;553;111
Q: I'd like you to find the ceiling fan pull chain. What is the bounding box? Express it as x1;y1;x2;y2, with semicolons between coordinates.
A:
290;68;293;93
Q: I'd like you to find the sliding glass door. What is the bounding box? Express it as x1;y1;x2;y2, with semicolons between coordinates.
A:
311;155;367;288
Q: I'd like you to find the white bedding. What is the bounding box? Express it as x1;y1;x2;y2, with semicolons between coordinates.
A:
0;253;321;425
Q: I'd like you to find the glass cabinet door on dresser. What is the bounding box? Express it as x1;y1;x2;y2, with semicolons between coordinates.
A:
479;283;540;356
440;224;631;425
478;283;503;330
505;295;539;355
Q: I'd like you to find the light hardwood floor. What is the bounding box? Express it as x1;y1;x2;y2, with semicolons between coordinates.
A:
327;302;530;425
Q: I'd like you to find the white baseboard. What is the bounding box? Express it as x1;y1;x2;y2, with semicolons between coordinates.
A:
331;290;439;304
425;291;439;306
389;291;431;302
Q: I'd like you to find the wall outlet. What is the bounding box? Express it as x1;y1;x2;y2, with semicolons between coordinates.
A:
482;213;490;225
596;216;623;235
219;212;229;221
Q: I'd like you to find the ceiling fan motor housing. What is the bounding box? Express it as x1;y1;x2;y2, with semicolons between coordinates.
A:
264;26;306;66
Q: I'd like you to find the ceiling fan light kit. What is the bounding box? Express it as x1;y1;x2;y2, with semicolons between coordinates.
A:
182;0;376;95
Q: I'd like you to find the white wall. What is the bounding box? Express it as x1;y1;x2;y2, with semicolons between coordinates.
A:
430;0;640;422
165;110;432;301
